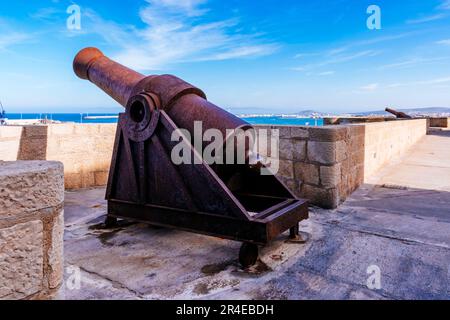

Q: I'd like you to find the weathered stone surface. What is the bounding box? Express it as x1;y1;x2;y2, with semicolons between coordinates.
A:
94;171;109;186
0;161;64;219
429;117;449;128
293;140;306;161
0;220;44;299
48;124;75;136
301;184;338;209
0;124;117;190
294;163;319;185
0;140;21;161
308;126;347;142
99;124;118;136
278;177;297;194
277;160;294;179
48;210;64;289
279;139;293;160
0;126;22;139
17;138;47;160
335;140;348;162
278;126;291;138
307;141;336;165
23;126;48;138
320;165;341;188
291;127;309;139
270;126;290;138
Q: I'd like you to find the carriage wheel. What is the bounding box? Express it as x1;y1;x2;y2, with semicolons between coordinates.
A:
239;243;259;268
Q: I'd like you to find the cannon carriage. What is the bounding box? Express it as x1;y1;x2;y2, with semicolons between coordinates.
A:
73;47;309;267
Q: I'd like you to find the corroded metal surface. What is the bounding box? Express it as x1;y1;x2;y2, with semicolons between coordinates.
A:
73;47;309;267
73;47;250;144
385;107;413;119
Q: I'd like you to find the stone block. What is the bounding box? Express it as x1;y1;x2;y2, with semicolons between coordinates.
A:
74;124;100;136
0;220;44;299
294;162;319;185
276;160;294;179
320;164;341;188
277;176;297;194
0;140;20;161
57;137;96;154
349;134;365;152
273;126;291;138
350;151;365;168
0;161;64;219
17;138;47;160
279;139;294;160
48;124;75;136
0;126;23;139
65;173;82;190
301;184;339;209
94;171;109;186
335;140;348;162
48;211;64;289
307;141;336;165
347;124;365;137
308;126;347;142
81;171;95;189
23;126;48;138
291;127;309;139
99;124;118;136
293;140;306;161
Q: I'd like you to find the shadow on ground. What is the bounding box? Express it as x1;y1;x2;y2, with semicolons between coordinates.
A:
61;131;450;300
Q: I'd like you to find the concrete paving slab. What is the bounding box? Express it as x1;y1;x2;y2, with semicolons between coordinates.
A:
61;132;450;300
62;187;449;300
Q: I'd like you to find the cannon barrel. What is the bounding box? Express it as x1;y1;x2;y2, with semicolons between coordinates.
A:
73;47;252;143
385;107;412;119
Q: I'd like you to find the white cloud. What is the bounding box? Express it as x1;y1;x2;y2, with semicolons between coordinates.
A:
0;33;29;50
292;50;380;72
360;83;379;91
436;39;450;45
30;7;61;21
388;77;450;88
438;0;450;10
81;0;277;70
379;57;449;70
406;14;446;24
317;71;335;76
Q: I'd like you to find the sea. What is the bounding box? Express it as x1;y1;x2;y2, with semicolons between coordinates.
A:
3;113;324;126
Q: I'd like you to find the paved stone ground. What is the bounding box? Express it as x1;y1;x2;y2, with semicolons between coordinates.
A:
62;132;450;300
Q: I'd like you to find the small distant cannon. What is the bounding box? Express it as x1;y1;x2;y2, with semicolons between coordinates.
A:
385;107;412;119
73;48;309;267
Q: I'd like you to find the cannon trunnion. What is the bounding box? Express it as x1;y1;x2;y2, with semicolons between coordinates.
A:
74;47;309;267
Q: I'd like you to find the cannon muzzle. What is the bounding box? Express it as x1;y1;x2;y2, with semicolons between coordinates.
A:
73;47;251;142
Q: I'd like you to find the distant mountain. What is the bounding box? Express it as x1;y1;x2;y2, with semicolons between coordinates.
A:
352;107;450;117
294;110;331;117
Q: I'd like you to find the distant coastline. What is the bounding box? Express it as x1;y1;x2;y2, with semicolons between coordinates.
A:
1;113;325;126
2;106;450;126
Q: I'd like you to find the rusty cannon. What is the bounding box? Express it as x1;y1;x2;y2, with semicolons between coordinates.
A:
73;47;309;267
385;107;412;119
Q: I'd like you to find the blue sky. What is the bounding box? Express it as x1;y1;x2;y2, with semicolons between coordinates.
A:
1;0;450;114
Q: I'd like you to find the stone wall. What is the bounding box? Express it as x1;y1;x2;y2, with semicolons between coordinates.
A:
257;125;365;209
0;119;427;209
429;117;450;128
0;161;64;299
0;124;116;189
323;116;394;125
362;119;427;179
257;119;427;208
